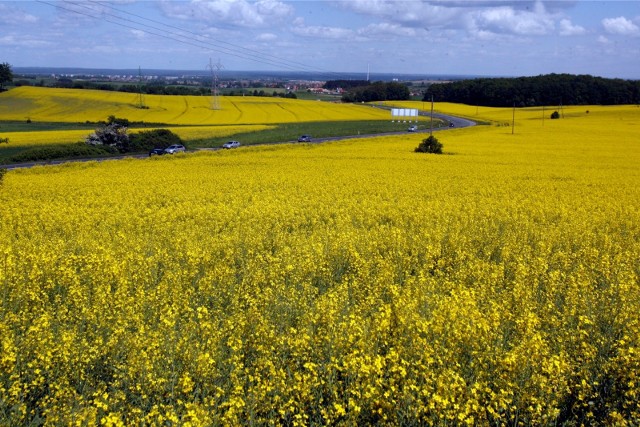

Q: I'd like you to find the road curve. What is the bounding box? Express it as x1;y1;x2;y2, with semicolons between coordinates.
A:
0;113;475;170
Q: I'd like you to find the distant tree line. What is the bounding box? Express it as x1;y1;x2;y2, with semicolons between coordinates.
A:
341;81;411;103
424;74;640;107
12;77;296;98
324;80;370;90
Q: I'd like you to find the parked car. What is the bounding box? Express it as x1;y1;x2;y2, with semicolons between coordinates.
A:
149;148;166;156
407;125;418;132
449;122;455;127
222;141;240;149
298;135;312;142
164;144;186;154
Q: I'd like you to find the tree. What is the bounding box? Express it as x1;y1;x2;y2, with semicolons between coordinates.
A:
85;123;130;152
341;81;411;103
0;62;13;91
415;135;443;154
423;73;640;107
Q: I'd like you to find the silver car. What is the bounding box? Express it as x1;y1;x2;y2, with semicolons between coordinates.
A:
164;144;186;154
222;141;241;149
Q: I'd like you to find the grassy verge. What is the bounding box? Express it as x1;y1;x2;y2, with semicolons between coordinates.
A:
188;119;446;148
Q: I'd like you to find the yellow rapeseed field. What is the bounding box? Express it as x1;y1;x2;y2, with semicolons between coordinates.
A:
0;102;639;425
0;86;390;125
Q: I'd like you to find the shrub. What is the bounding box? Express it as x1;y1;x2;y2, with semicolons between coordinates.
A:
106;115;130;127
129;129;183;152
7;143;115;163
415;135;443;154
551;111;560;119
0;137;9;144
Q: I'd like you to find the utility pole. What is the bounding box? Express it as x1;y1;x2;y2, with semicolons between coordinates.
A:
430;95;434;136
137;66;145;109
207;58;223;110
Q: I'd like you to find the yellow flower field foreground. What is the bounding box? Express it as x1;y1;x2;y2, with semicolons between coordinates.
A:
0;125;275;148
0;86;390;125
0;105;639;425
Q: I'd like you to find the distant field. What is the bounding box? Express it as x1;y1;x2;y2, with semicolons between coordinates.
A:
0;86;391;125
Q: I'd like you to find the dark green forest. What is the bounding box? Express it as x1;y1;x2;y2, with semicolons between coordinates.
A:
324;80;370;90
423;74;640;107
340;81;411;103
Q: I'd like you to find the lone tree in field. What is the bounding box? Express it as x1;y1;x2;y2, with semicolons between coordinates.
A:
415;135;443;154
0;62;13;91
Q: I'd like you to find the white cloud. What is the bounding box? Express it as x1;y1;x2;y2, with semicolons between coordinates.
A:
130;29;147;39
558;18;585;36
338;0;568;36
291;23;355;40
336;0;458;28
0;4;38;25
469;3;555;36
161;0;294;28
359;23;425;38
0;34;53;48
597;35;611;44
602;16;639;36
256;33;278;42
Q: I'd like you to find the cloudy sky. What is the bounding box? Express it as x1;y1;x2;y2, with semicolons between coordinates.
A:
1;1;639;79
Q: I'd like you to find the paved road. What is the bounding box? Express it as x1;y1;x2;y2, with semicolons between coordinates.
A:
0;113;475;170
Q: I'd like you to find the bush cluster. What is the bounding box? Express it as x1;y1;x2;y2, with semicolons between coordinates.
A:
415;135;443;154
7;143;115;163
84;116;183;153
129;129;184;152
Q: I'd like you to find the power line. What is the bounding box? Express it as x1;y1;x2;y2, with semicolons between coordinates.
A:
48;0;299;71
38;0;349;80
90;0;339;77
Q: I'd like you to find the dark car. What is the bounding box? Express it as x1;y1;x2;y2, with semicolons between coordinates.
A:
449;122;455;127
149;148;166;156
298;135;312;142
